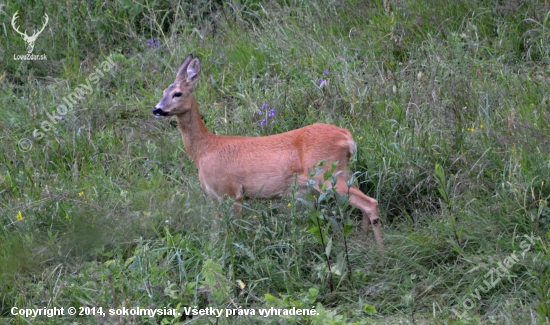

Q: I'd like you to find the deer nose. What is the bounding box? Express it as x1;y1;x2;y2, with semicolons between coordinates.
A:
152;107;167;116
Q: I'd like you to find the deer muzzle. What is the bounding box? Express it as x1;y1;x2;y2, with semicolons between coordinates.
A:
152;107;167;117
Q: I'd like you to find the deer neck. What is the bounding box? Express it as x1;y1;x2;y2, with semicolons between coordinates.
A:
175;96;213;165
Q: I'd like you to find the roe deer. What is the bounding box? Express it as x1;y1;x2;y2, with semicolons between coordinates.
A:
152;54;383;250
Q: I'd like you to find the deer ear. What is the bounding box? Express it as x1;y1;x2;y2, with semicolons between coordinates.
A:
186;58;201;84
176;54;194;81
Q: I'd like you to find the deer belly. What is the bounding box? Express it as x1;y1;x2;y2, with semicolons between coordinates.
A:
241;172;296;199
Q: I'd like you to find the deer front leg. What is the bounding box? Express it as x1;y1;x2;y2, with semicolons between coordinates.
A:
233;198;243;216
232;184;244;216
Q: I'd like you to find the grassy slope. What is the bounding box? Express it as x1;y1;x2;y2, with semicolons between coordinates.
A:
1;0;550;324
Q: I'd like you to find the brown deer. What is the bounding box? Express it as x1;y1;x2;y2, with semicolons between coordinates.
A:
152;54;383;250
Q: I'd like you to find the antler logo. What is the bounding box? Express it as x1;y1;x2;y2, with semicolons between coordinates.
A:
11;11;49;54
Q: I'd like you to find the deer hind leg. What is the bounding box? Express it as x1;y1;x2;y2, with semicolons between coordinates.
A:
333;179;384;251
295;173;384;251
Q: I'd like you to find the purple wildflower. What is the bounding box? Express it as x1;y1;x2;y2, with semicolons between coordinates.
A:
147;38;160;47
260;102;276;126
324;69;329;75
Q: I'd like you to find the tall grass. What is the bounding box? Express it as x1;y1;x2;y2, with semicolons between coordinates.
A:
1;0;549;324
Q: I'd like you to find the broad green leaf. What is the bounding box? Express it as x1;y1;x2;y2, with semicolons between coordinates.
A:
343;222;353;237
325;237;333;257
364;304;377;314
296;197;314;210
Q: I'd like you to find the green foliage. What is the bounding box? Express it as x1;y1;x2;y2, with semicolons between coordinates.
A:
1;0;550;323
200;259;231;305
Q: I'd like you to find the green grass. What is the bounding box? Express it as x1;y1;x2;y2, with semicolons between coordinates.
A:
1;0;550;324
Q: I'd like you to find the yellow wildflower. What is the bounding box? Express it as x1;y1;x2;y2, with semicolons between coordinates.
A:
78;191;84;197
15;211;23;220
181;193;185;197
287;203;291;207
237;279;246;290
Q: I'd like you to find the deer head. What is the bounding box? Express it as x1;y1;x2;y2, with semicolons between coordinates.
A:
12;11;49;54
152;54;201;117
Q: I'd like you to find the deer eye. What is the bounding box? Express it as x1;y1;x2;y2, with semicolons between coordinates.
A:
173;92;182;98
